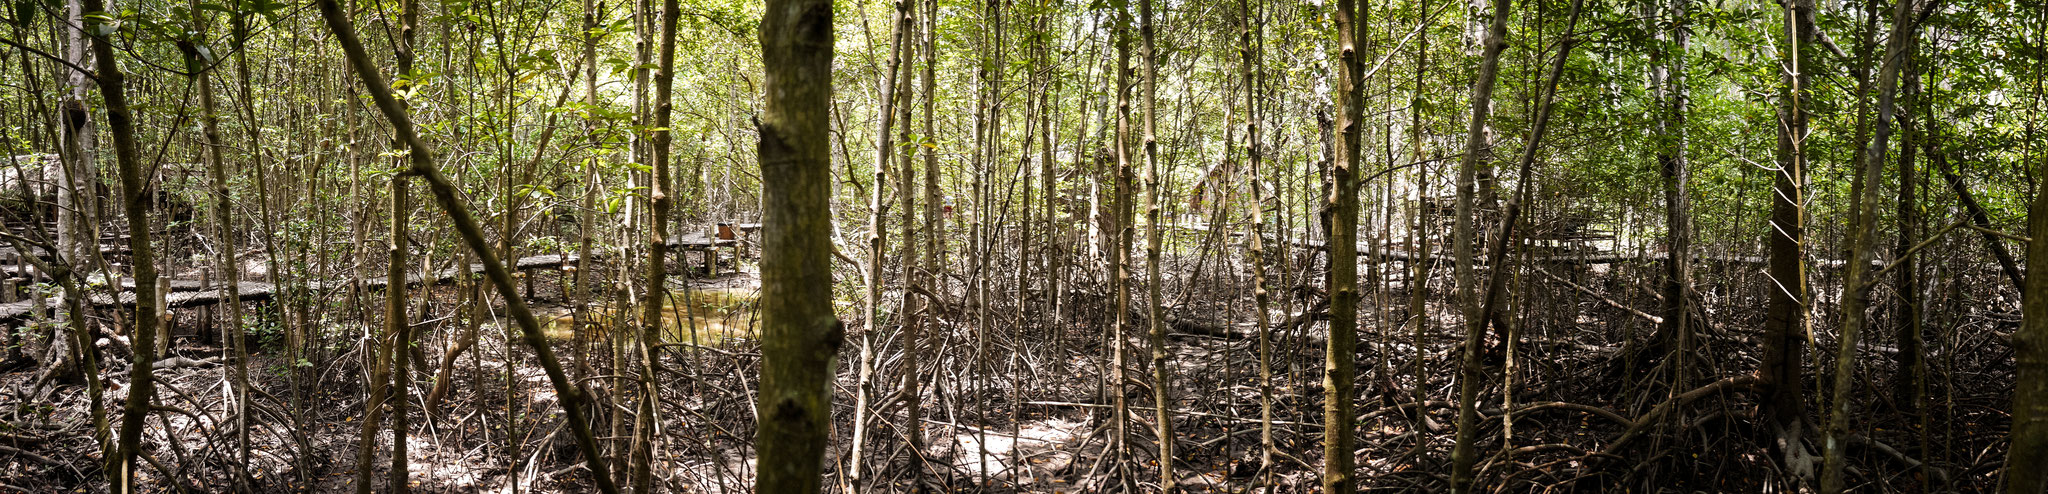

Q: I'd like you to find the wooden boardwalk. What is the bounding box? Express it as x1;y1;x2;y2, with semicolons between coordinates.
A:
0;254;588;324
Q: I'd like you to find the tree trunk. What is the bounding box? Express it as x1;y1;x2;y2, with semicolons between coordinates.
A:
1896;58;1933;493
848;0;910;483
313;3;622;492
389;1;419;490
898;0;936;482
179;3;251;486
385;177;411;494
753;0;841;492
1460;5;1582;490
1110;0;1136;485
1762;0;1817;483
2012;116;2048;494
1654;0;1694;392
631;0;679;490
1447;0;1513;489
2009;0;2048;484
1931;149;2022;292
1820;0;1920;490
81;0;159;486
1136;0;1174;489
1323;0;1367;491
55;0;99;304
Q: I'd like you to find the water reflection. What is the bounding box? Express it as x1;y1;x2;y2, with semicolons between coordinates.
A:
545;286;759;346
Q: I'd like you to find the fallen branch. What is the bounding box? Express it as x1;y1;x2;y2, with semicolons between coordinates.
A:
0;444;60;466
1598;375;1759;456
1533;266;1660;325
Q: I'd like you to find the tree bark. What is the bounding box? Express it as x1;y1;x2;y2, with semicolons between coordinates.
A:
2012;115;2048;494
753;1;841;492
1323;0;1367;491
1110;0;1136;485
1654;0;1695;392
1136;0;1175;490
630;0;679;490
2010;0;2048;484
1239;0;1276;482
1762;0;1817;483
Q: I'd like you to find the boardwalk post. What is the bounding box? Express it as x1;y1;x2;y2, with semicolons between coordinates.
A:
199;267;212;345
2;249;16;302
156;277;172;355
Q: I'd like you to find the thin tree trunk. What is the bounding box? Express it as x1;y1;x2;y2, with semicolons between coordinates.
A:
1452;0;1582;488
1136;0;1174;489
54;0;99;332
81;0;160;486
178;3;251;487
1407;0;1438;442
384;177;411;494
1931;151;2021;292
1324;0;1367;491
1654;0;1694;393
232;6;306;452
630;0;680;491
1238;0;1276;482
1820;0;1922;490
849;0;911;483
389;1;419;490
313;3;622;492
896;0;935;483
1447;0;1513;489
1897;59;1933;493
1110;0;1136;485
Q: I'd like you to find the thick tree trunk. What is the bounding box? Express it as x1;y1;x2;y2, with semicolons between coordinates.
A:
753;1;841;492
1762;0;1817;483
2011;0;2048;483
2012;130;2048;494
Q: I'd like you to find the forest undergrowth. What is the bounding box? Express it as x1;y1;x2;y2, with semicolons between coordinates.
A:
3;248;2018;493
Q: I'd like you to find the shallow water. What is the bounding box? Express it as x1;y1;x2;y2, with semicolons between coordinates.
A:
545;286;759;346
